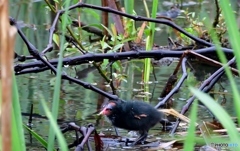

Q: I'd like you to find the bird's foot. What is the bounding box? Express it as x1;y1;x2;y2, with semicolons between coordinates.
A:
129;137;146;146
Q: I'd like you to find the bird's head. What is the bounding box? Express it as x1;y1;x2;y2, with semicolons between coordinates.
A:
99;102;117;116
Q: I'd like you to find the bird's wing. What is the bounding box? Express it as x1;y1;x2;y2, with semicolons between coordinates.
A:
130;106;148;120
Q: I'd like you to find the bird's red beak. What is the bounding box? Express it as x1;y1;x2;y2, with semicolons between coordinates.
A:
98;102;116;116
98;107;107;115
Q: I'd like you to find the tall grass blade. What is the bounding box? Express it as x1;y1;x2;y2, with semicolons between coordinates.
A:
23;124;51;150
202;1;240;126
124;0;134;14
47;1;71;150
12;75;26;151
41;94;68;151
143;0;158;101
218;0;240;125
183;99;198;151
190;87;240;149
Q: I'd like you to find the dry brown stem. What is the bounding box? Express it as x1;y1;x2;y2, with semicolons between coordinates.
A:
0;1;17;150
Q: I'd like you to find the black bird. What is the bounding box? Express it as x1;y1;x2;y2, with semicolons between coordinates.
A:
99;100;171;145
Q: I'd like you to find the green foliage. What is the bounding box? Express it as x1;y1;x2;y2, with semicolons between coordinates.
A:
143;0;158;101
61;14;72;26
178;8;228;46
23;125;51;151
82;9;101;21
178;11;205;45
124;0;134;14
124;18;137;36
12;75;26;151
40;94;68;151
124;0;134;35
47;0;72;150
53;34;60;47
100;24;136;50
11;0;240;150
219;0;240;125
186;69;198;86
183;99;198;151
199;0;240;125
190;88;240;150
183;1;240;149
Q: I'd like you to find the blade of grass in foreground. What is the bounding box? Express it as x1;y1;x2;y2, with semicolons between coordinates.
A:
12;75;26;151
201;1;240;126
190;87;240;149
40;94;68;151
23;124;51;150
218;0;240;125
183;100;198;151
47;0;71;150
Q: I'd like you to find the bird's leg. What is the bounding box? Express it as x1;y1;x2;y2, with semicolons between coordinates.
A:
160;119;173;131
114;126;119;136
131;130;148;146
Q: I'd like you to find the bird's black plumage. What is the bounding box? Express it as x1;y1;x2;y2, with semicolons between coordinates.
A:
100;100;170;145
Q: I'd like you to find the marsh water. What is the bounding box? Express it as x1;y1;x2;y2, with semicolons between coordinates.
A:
11;0;240;150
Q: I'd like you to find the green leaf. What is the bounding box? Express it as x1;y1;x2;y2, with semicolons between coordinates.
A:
112;60;122;72
12;75;26;151
183;99;198;151
53;34;60;47
40;94;68;151
82;23;103;30
218;0;240;124
60;14;72;27
120;37;136;44
144;28;151;35
101;24;114;38
100;39;111;50
82;9;101;21
76;110;82;120
23;124;51;150
102;59;109;69
48;0;71;150
112;43;124;52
